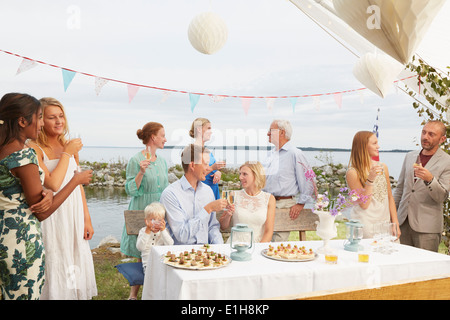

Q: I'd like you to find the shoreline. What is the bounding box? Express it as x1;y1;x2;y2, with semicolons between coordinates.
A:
80;160;398;191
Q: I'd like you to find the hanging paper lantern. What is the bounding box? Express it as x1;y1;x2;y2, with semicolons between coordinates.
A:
333;0;446;64
188;12;228;55
353;52;404;98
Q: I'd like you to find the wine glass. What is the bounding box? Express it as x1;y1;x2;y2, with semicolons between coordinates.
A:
221;188;228;200
145;146;152;160
227;190;235;205
372;222;382;252
387;222;399;253
70;132;82;172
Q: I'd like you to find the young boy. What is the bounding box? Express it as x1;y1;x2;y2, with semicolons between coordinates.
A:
136;202;174;272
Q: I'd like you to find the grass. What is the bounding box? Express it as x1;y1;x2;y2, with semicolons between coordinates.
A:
92;221;447;300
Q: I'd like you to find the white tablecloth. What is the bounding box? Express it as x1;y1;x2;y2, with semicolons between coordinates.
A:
142;240;450;300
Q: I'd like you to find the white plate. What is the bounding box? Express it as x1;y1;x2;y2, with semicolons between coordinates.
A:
161;254;231;271
261;249;318;262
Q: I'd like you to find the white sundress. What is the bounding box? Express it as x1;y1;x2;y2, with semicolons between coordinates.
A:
39;148;97;300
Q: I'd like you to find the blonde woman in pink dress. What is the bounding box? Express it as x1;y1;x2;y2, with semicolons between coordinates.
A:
219;161;276;242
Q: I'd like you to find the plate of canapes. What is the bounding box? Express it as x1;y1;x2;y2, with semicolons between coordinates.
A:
261;243;317;262
162;244;231;270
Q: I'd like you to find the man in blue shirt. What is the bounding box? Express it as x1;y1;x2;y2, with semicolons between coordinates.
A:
263;120;315;241
161;144;229;245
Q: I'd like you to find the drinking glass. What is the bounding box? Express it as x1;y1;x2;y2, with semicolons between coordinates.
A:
221;188;228;200
71;132;82;172
372;222;382;252
145;146;152;160
227;190;235;205
386;222;399;253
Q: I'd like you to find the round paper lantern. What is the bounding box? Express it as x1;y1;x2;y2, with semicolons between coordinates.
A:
333;0;446;64
353;52;404;98
188;12;228;55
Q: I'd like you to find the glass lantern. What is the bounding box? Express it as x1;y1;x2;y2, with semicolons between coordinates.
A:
344;219;364;252
230;224;253;261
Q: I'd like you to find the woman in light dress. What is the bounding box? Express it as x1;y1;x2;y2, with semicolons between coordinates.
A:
219;161;276;242
120;122;169;300
346;131;400;238
29;97;97;300
189;118;226;199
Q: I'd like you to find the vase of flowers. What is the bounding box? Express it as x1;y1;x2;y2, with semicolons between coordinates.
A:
314;187;369;254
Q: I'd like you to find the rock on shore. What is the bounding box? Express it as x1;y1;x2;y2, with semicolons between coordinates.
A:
81;160;397;191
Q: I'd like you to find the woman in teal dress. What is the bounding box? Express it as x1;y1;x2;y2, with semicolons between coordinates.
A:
0;93;92;300
120;122;169;300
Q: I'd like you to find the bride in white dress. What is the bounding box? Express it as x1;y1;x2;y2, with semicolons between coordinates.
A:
219;161;276;242
29;98;97;300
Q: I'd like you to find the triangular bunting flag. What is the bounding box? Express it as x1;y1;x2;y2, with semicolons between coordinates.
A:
333;93;343;109
211;95;225;103
242;97;252;116
62;69;76;92
16;58;37;75
189;93;201;112
94;77;109;96
265;98;275;111
289;97;298;113
159;91;171;104
127;84;140;103
313;96;321;110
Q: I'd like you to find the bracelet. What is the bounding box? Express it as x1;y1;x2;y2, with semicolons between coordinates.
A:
366;178;374;184
61;152;72;157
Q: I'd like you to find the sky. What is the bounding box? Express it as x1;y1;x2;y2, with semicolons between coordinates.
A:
0;0;448;151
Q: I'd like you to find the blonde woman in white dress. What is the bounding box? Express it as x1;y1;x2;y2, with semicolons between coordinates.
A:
29;97;97;300
346;131;400;239
219;161;276;243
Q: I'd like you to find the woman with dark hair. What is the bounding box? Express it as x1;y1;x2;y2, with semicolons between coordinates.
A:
120;122;169;300
0;93;92;300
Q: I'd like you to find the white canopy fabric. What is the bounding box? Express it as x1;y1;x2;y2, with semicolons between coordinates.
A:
289;0;449;103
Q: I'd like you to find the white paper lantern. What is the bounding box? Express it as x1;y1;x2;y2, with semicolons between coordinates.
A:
353;52;404;98
333;0;446;64
188;12;228;55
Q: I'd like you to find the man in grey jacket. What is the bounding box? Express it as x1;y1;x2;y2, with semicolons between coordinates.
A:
394;120;450;252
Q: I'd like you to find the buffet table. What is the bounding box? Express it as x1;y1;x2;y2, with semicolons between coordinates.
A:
141;240;450;300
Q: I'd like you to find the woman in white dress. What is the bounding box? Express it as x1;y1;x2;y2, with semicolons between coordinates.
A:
346;131;400;238
29;97;97;300
219;161;276;242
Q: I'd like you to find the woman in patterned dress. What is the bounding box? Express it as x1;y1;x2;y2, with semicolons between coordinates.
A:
120;122;169;300
346;131;400;238
0;93;92;300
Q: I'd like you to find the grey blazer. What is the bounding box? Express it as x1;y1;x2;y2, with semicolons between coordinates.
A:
394;148;450;233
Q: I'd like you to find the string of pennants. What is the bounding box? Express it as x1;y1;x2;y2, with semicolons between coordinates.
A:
1;49;415;115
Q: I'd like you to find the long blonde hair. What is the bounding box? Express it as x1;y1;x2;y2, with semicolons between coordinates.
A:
36;97;69;148
349;131;374;186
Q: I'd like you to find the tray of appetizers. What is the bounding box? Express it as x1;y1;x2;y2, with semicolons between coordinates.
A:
261;243;317;262
161;245;231;270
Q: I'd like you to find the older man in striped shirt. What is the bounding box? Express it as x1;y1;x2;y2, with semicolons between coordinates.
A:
263;120;316;241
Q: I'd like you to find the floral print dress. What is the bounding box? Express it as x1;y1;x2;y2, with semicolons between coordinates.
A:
0;148;45;300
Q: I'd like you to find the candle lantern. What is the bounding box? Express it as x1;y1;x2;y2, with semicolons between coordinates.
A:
344;219;364;252
230;224;253;261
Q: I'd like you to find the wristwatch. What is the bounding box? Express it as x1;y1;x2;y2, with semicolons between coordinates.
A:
424;177;433;186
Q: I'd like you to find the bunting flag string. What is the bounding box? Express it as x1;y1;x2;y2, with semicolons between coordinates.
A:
1;48;416;113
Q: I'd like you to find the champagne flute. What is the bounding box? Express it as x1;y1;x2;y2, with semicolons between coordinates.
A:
145;146;152;160
71;132;82;172
221;187;228;200
227;190;235;205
